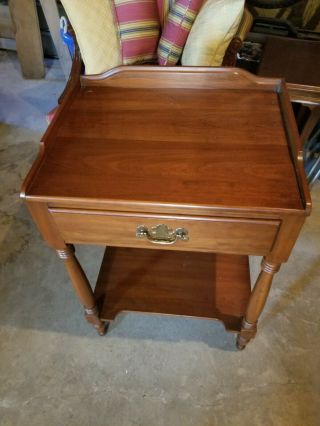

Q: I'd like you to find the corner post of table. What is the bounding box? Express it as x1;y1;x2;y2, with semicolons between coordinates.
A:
56;245;107;336
237;258;281;350
26;202;106;336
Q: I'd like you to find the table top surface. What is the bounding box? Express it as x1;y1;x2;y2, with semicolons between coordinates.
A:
26;68;306;213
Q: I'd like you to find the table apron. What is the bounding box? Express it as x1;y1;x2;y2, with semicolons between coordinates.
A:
49;209;280;256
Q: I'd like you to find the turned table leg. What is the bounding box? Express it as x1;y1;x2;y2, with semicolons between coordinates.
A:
237;258;281;350
56;245;106;336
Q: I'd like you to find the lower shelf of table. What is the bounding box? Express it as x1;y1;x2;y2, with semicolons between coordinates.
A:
94;247;251;333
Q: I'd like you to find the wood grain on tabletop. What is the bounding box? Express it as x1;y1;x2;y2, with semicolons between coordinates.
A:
27;86;303;211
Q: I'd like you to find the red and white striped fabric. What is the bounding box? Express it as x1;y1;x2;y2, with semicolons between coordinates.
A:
156;0;174;28
112;0;161;65
157;0;204;66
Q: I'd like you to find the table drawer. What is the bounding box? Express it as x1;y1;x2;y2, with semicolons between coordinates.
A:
50;210;280;255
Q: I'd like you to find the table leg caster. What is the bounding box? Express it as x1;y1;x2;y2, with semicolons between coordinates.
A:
84;306;107;336
236;335;247;350
236;319;257;350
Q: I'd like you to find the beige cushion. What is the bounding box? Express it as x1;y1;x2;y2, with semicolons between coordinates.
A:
181;0;245;67
61;0;121;75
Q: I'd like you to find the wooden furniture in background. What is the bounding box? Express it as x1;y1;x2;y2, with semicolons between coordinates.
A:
6;0;70;79
9;0;45;78
21;65;311;350
257;35;320;145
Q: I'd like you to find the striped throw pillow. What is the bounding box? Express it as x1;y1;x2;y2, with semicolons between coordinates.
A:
113;0;161;65
157;0;174;28
158;0;204;66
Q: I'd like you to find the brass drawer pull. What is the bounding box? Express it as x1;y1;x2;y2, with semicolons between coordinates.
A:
136;224;189;245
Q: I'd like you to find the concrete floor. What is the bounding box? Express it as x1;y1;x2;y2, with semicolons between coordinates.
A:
0;50;319;426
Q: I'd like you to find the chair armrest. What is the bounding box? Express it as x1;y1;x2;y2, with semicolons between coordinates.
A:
222;8;253;66
236;8;253;42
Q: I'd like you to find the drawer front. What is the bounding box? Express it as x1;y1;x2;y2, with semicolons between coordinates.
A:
50;210;280;255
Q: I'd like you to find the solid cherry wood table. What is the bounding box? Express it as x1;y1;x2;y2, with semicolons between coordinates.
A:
21;66;311;349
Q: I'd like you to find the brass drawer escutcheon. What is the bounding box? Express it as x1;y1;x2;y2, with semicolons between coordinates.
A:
136;224;189;245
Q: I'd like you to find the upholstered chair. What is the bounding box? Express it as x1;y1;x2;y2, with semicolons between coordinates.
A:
60;0;253;75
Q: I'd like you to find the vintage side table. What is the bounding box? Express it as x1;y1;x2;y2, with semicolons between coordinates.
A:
21;65;311;350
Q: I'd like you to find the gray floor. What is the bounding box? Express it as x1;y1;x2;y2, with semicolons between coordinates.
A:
0;50;319;426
